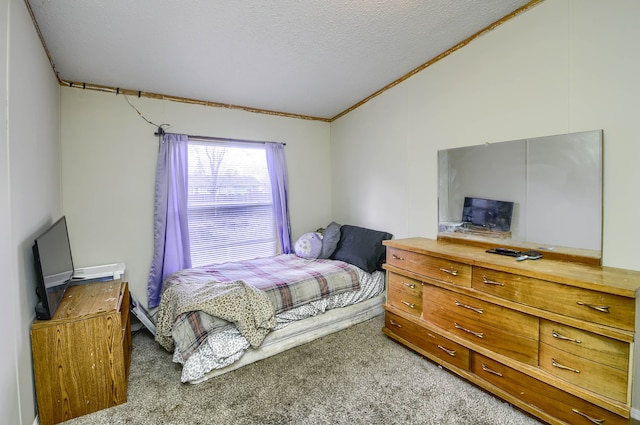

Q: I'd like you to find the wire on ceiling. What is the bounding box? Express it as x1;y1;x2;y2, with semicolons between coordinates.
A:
122;93;283;145
122;94;171;137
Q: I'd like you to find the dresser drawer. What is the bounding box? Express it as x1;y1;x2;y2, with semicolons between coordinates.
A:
387;247;471;287
539;342;628;403
540;320;630;403
388;272;423;295
423;285;538;366
384;312;469;371
472;353;628;425
540;320;629;372
472;268;635;330
388;273;423;316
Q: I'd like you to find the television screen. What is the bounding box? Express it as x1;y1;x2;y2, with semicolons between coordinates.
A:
33;216;74;320
462;197;514;232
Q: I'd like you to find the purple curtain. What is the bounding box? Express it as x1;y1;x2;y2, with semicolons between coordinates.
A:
147;133;192;308
265;142;292;254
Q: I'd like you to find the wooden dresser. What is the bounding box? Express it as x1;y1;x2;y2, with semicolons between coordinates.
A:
31;280;132;425
382;237;640;425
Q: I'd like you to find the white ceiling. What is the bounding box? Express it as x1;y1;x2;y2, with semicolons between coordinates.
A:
27;0;534;120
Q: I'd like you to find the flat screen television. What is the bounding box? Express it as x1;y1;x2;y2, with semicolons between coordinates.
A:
461;197;514;232
33;216;74;320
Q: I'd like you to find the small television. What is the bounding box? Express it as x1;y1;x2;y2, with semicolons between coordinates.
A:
462;197;514;232
33;216;75;320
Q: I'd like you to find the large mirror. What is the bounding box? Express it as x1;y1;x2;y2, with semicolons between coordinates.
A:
438;130;603;264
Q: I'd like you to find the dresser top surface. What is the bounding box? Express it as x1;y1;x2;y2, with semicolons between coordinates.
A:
384;237;640;297
33;280;125;327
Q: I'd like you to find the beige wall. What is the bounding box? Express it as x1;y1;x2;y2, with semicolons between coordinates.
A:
2;0;62;424
0;1;13;420
61;89;332;309
331;0;640;413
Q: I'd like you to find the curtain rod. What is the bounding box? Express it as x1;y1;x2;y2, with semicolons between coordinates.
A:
154;127;285;146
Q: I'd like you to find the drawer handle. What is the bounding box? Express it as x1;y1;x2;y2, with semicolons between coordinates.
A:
576;301;610;314
401;301;416;309
392;254;405;261
454;322;484;338
481;363;503;377
389;319;402;328
439;267;458;276
482;276;505;286
552;330;581;344
571;408;605;425
454;300;484;314
552;358;580;373
437;345;457;357
402;282;416;289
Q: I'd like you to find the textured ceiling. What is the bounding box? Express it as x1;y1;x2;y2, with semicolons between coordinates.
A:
27;0;534;120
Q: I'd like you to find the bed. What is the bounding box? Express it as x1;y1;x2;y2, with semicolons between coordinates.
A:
155;224;392;384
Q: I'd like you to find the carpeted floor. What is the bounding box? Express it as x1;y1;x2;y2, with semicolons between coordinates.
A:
60;315;543;425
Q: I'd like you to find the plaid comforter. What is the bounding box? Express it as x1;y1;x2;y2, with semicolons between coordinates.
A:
157;254;362;360
161;254;361;314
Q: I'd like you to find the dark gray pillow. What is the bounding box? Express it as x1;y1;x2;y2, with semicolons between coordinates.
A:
330;225;393;273
319;221;341;259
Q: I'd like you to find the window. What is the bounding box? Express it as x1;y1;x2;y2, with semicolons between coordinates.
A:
187;140;276;267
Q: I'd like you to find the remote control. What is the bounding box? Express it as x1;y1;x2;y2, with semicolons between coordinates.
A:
486;248;521;257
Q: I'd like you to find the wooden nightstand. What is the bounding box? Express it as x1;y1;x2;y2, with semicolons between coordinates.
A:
31;280;132;425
